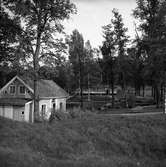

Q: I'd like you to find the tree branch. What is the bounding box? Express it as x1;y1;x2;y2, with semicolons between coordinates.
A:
19;29;35;57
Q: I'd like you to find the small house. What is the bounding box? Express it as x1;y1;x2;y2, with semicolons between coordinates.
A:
0;75;69;122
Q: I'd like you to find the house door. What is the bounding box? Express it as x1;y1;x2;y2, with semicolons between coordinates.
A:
52;98;56;112
53;103;56;111
60;102;63;111
41;104;46;119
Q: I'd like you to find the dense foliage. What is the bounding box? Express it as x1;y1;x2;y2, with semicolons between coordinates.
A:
133;0;166;107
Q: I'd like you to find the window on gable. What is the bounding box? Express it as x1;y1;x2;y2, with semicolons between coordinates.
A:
19;86;25;94
9;85;16;94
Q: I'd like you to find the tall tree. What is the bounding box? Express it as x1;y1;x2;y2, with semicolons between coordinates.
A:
127;47;145;96
101;9;129;108
111;9;129;91
3;0;76;118
0;8;25;86
0;8;21;64
133;0;166;107
101;23;116;108
67;29;85;108
84;41;102;101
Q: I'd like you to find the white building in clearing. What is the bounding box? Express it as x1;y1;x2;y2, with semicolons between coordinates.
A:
0;75;69;123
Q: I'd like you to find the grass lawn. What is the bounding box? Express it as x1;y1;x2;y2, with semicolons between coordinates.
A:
97;105;163;114
0;113;166;167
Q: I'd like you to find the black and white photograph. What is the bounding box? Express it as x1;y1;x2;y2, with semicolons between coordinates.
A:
0;0;166;166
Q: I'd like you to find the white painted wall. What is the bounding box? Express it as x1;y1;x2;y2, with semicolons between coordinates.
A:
0;103;34;122
13;107;25;122
25;101;34;123
4;106;13;119
0;107;3;116
0;97;67;122
56;98;66;112
38;98;67;120
25;103;29;122
39;99;52;119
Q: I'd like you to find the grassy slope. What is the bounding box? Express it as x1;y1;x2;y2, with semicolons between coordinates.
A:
0;114;166;167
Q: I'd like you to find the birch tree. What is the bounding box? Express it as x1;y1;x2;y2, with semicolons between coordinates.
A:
2;0;76;118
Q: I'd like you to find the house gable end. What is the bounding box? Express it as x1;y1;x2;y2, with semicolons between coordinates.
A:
0;76;33;99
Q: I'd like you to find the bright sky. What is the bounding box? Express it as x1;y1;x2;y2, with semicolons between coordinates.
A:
64;0;137;48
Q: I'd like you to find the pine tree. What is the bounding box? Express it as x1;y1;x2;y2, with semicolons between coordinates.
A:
67;30;85;108
111;9;129;91
101;23;116;108
101;9;129;108
133;0;166;107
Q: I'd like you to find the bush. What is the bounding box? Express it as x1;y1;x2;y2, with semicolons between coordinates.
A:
49;108;96;123
68;108;95;119
127;94;136;108
49;109;68;123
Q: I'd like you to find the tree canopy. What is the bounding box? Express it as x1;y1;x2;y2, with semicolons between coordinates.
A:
133;0;166;107
2;0;76;116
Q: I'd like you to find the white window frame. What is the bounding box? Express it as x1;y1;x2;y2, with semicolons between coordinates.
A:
19;85;26;94
9;85;16;94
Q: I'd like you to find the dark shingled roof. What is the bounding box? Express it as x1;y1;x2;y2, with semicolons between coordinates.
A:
0;98;31;106
19;76;69;98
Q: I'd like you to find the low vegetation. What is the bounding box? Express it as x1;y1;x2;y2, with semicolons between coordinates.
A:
0;113;166;167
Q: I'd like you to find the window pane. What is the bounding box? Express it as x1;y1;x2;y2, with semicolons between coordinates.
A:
9;86;15;94
20;86;25;94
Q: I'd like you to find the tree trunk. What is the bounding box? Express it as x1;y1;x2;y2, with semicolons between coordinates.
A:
134;82;137;96
110;58;114;108
88;73;90;101
142;84;145;97
152;86;155;100
122;71;128;107
111;76;114;108
79;55;83;109
160;84;163;104
33;28;42;121
164;83;166;113
151;86;153;97
138;86;141;96
155;84;160;108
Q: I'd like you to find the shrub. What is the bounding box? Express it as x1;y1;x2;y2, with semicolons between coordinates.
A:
68;108;95;119
49;109;69;123
127;94;136;108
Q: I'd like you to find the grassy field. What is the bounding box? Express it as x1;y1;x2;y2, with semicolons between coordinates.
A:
0;113;166;167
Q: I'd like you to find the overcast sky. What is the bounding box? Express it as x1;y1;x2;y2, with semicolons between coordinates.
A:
64;0;137;48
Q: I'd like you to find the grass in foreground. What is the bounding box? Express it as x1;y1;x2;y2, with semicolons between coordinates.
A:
0;113;166;167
